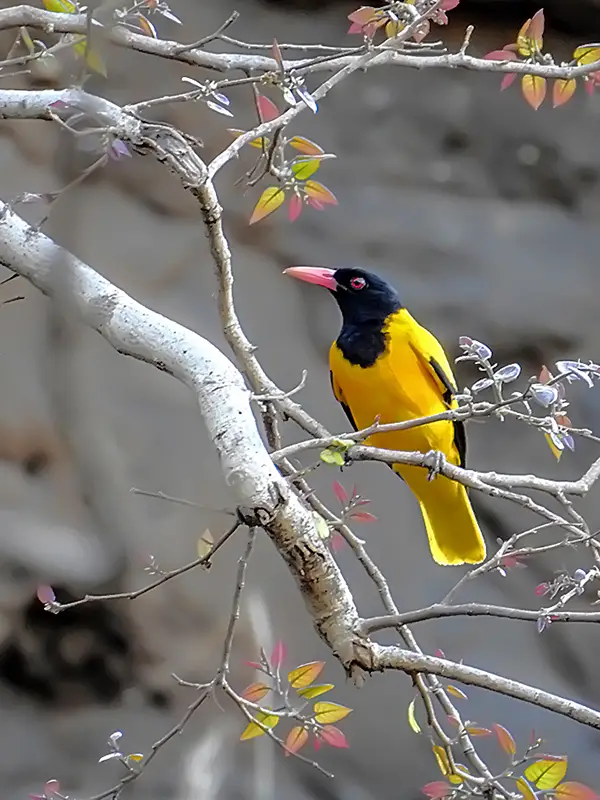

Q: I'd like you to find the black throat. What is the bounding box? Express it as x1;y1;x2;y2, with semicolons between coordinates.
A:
336;314;396;368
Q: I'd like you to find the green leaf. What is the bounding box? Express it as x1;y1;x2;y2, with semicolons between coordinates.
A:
249;187;285;224
313;701;352;724
292;158;321;180
297;683;334;699
312;512;331;540
240;710;279;741
524;759;568;790
42;0;77;12
320;448;345;466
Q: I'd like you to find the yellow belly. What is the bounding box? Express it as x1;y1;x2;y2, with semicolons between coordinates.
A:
329;338;459;466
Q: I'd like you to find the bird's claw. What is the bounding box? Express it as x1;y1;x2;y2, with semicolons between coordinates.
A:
424;450;445;482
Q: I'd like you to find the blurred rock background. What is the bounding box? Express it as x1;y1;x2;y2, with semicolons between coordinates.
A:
0;0;600;798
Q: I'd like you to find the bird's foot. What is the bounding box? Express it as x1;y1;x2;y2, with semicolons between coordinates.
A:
424;450;446;482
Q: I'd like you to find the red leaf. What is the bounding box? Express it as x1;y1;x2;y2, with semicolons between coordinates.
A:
484;49;517;61
556;782;600;800
422;782;452;799
434;648;445;659
270;639;287;668
535;583;548;596
333;480;349;505
493;723;516;755
320;725;349;748
528;8;545;46
349;510;378;523
313;734;322;751
257;94;280;122
288;194;303;222
501;73;518;91
245;660;263;670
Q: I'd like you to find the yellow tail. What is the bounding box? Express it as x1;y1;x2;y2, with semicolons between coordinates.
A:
394;466;486;565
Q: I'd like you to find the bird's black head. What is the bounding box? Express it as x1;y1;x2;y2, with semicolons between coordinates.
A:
284;266;403;367
284;266;402;327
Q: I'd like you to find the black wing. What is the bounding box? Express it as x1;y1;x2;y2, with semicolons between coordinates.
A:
429;356;467;468
329;371;358;431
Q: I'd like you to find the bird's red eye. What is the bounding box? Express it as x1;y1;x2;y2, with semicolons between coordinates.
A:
350;276;366;290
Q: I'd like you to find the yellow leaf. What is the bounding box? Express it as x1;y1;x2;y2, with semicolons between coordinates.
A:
313;701;352;724
312;511;330;540
516;777;538;800
407;697;422;734
284;726;308;756
240;710;279;741
241;682;270;703
516;17;533;57
432;745;451;776
197;528;214;559
385;19;404;38
449;765;468;785
228;128;269;149
574;44;600;66
127;753;144;762
522;74;546;110
446;685;468;701
545;432;563;461
466;726;492;737
71;38;107;77
288;136;324;155
553;79;577;108
297;683;334;699
249;186;285;225
288;661;325;689
524;759;568;790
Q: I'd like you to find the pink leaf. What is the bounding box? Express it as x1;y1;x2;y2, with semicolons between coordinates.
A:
37;585;56;605
257;94;280;122
484;49;517;61
331;532;345;552
441;0;459;9
288;194;303;222
244;660;263;670
422;781;452;799
535;583;549;596
307;197;325;210
435;648;446;659
333;480;349;505
270;639;287;668
320;725;349;748
349;510;377;523
501;73;518;91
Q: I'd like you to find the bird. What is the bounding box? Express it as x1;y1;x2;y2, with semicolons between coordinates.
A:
283;265;486;566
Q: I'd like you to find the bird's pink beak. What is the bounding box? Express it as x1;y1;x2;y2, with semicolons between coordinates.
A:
283;266;338;291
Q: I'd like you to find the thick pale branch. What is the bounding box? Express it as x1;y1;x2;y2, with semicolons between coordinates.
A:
0;201;360;657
